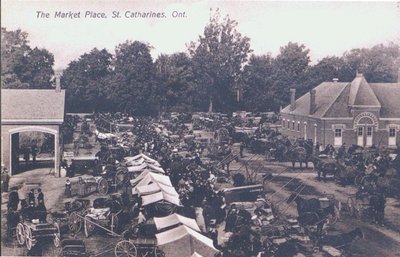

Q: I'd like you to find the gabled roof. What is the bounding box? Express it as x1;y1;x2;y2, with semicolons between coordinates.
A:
370;83;400;118
154;214;200;232
281;82;348;118
281;74;399;119
348;75;381;106
1;89;65;124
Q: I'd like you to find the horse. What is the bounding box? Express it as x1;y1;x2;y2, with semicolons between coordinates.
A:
311;156;344;182
297;204;336;236
317;228;364;249
286;146;310;169
287;193;321;215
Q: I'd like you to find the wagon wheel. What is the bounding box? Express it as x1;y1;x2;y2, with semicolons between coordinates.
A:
354;174;364;186
110;214;119;234
84;217;96;238
97;178;109;195
53;222;61;248
115;169;126;187
25;226;33;250
16;223;25;246
68;211;83;233
154;247;165;257
114;240;137;257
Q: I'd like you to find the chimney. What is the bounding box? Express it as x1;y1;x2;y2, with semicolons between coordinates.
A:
290;88;296;111
310;89;316;114
55;73;61;92
333;78;339;83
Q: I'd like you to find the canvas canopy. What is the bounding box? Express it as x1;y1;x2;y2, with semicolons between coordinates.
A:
130;172;172;187
141;191;181;206
134;182;179;197
156;225;218;257
154;214;200;232
124;154;160;166
127;163;165;173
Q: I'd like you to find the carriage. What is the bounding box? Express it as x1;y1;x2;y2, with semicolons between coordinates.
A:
50;198;91;234
77;175;111;196
58;239;88;257
114;221;164;257
16;215;61;250
347;193;384;221
83;196;123;237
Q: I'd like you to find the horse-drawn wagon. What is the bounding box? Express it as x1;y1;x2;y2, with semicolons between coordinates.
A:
50;198;91;234
347;193;385;223
16;215;61;250
115;221;164;257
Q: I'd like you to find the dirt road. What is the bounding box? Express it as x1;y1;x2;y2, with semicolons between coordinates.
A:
231;151;400;257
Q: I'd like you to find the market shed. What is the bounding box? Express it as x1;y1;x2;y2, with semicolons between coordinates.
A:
1;88;66;175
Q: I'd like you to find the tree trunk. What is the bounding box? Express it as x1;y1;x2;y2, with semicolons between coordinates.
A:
208;95;213;113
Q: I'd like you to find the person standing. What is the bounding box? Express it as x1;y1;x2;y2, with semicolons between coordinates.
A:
31;145;38;165
1;167;10;192
240;141;245;158
37;188;44;206
8;187;19;211
23;147;31;165
28;189;35;206
65;179;72;198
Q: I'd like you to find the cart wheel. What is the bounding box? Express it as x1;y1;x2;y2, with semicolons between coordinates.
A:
16;223;25;246
116;168;127;186
115;240;137;257
68;211;83;233
354;174;364;186
110;214;119;234
25;227;33;250
84;217;96;238
53;222;61;248
97;178;109;195
154;247;165;257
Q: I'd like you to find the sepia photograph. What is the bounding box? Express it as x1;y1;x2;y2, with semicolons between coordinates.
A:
1;1;400;256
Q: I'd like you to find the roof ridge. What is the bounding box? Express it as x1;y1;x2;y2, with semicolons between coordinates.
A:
322;82;350;117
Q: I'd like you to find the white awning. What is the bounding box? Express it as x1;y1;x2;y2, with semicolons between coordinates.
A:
135;182;179;197
141;191;181;206
154;214;200;232
130;172;172;187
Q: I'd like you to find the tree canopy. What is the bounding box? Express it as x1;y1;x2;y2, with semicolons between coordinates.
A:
1;27;54;89
3;20;399;115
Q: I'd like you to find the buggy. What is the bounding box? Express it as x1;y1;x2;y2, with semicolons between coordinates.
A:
16;213;61;250
50;198;91;234
59;239;87;257
83;196;123;237
114;221;164;257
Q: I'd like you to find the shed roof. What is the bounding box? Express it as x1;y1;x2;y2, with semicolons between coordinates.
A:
1;89;65;124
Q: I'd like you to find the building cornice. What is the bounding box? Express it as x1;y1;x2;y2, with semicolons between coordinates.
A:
1;119;64;125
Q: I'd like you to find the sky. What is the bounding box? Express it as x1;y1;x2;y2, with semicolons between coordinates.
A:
2;0;400;70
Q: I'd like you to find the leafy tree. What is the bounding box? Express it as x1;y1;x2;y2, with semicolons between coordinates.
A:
241;54;275;111
62;48;112;112
189;9;252;113
17;47;55;89
111;41;158;115
155;53;196;112
270;42;311;109
304;56;346;88
342;43;400;82
1;27;54;89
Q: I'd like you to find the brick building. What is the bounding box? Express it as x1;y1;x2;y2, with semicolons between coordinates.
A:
280;74;400;148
